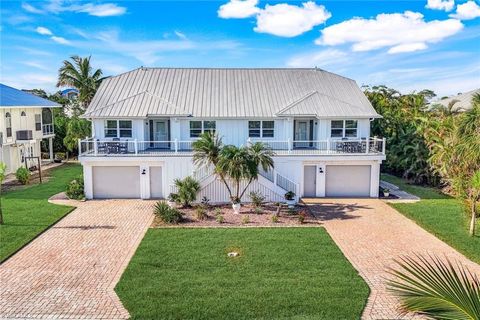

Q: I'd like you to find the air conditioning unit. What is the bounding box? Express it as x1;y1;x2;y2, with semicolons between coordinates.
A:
16;130;33;141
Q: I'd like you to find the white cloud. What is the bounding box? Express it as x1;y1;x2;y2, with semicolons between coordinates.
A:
22;1;127;17
426;0;455;11
73;3;126;17
51;36;71;45
286;49;348;68
254;2;331;37
450;1;480;20
218;0;260;18
35;26;53;36
174;30;187;40
22;61;50;71
316;11;463;54
21;3;45;14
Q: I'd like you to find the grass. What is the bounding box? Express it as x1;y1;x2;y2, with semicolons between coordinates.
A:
116;228;369;320
382;173;480;264
0;163;82;262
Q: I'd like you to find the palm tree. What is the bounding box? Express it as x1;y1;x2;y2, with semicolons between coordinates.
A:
468;171;480;237
387;254;480;319
57;55;105;109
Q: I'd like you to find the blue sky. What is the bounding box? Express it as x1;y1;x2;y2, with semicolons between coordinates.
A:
1;0;479;97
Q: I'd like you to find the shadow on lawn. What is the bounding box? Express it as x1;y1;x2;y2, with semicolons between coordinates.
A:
307;203;371;221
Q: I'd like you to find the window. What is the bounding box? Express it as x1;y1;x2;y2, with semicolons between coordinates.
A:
5;112;11;137
190;121;216;138
35;114;42;131
104;120;132;138
249;121;275;138
330;120;358;138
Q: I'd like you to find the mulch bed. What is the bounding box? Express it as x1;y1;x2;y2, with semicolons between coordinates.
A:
152;202;320;228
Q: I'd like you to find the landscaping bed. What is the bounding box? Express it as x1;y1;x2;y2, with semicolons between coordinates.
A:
152;202;318;227
115;228;369;320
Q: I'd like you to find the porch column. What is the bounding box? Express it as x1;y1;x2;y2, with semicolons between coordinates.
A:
48;137;54;162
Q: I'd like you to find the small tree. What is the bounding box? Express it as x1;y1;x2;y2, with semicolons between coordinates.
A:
174;176;200;207
468;170;480;237
0;162;6;224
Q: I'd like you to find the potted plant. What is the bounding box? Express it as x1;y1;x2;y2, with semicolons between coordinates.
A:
284;191;296;208
383;188;390;198
167;193;179;208
231;196;241;214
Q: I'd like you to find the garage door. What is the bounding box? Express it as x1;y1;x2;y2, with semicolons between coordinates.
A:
93;166;140;199
326;165;371;197
150;167;163;198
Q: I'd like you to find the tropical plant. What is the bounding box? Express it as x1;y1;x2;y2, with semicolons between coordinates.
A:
468;171;480;237
66;175;85;200
387;254;480;319
63;116;91;153
154;201;182;224
284;191;295;201
195;207;207;220
174;176;200;207
0;162;7;224
192;132;275;204
241;215;250;224
15;167;30;185
249;191;265;208
57;55;105;109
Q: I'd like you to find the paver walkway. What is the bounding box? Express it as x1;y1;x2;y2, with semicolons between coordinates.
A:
303;198;480;320
0;199;154;319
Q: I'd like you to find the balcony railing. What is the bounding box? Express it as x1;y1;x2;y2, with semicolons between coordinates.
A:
43;124;54;136
79;137;385;157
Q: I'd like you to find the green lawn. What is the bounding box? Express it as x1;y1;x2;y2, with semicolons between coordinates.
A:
116;228;369;320
0;163;82;262
382;173;480;264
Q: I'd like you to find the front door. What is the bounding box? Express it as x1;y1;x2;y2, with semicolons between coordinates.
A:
303;165;317;197
295;121;308;148
152;121;168;149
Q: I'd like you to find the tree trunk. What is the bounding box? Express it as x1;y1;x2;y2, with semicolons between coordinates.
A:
239;178;254;200
470;201;476;237
0;192;3;225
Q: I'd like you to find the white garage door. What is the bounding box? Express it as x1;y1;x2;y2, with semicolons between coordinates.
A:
93;166;140;199
150;166;163;198
326;165;371;197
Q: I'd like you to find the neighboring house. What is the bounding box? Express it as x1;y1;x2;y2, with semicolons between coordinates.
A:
0;84;59;174
79;68;386;201
61;88;79;100
434;88;480;112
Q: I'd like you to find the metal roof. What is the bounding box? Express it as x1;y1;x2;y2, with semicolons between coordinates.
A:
0;84;60;108
84;68;380;119
435;88;479;112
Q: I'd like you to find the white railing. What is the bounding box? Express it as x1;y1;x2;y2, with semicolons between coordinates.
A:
79;137;386;157
258;167;300;200
42;123;54;135
193;165;214;182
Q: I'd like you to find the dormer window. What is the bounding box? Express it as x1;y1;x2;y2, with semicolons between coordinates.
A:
5;112;12;137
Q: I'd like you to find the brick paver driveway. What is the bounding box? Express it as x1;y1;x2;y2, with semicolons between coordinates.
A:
303;198;480;320
0;199;154;319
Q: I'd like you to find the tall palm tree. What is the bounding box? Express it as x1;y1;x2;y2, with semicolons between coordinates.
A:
57;55;105;109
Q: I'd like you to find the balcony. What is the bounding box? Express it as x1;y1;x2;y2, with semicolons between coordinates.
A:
16;130;33;141
79;137;385;157
43;123;54;136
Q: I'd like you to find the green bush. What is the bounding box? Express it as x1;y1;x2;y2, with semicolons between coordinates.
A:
271;215;279;223
15;167;30;185
242;215;250;224
216;214;225;224
174;176;200;207
66;175;85;200
195;207;207;221
249;191;265;208
154;201;183;224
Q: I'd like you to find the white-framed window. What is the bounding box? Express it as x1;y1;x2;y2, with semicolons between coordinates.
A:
5;112;12;137
330;120;358;138
104;120;132;138
35;114;42;131
190;120;216;138
248;120;274;138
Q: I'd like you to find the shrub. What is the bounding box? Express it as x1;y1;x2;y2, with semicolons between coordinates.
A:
298;215;305;224
174;176;200;207
242;215;250;224
271;215;279;223
15;167;30;185
216;214;225;224
254;207;263;215
54;152;66;160
168;193;179;203
284;191;296;201
214;208;222;216
201;196;210;208
195;207;207;221
154;201;183;224
249;191;265;208
66;175;84;200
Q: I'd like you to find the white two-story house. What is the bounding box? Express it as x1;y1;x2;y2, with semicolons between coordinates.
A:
0;84;59;174
79;68;385;202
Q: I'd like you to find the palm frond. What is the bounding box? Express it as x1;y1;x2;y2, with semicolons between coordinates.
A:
387;254;480;320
